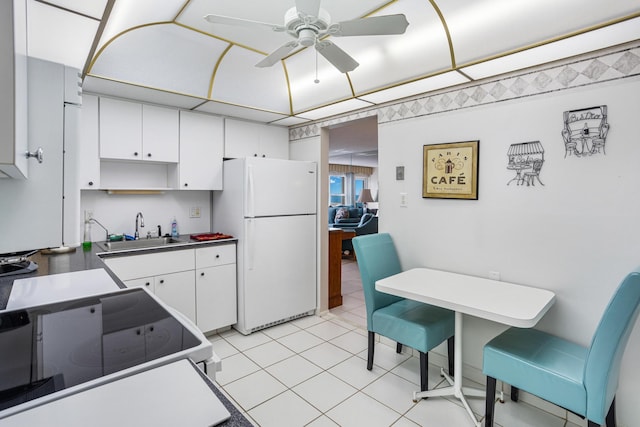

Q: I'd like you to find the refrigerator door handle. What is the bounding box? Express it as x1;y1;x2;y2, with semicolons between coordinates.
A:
246;164;254;218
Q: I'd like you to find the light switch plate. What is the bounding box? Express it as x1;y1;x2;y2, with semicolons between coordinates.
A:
190;207;201;218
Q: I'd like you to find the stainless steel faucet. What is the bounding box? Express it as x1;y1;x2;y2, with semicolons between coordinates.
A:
134;212;145;240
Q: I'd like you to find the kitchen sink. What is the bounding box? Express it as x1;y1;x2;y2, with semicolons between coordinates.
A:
96;237;182;252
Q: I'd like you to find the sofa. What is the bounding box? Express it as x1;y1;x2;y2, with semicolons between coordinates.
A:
328;205;363;226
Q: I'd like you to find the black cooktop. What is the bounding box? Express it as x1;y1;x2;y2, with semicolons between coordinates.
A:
0;288;202;412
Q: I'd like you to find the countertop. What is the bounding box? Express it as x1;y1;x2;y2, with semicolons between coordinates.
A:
0;236;251;427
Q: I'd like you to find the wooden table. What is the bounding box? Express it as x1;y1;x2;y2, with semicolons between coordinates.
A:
376;268;556;426
328;229;356;309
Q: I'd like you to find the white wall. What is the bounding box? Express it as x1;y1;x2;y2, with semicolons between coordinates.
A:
379;75;640;423
80;190;211;240
290;135;327;312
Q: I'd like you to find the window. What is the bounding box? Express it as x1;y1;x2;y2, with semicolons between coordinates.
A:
329;175;345;205
355;178;365;203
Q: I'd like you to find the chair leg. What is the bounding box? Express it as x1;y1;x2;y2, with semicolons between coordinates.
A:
485;376;497;427
367;331;375;371
447;336;455;377
606;397;616;427
419;351;428;392
396;342;403;354
511;386;519;402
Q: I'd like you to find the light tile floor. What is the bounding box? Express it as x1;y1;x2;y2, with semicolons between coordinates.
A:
208;259;582;426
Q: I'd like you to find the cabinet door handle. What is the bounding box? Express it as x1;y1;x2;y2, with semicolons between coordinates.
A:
200;272;205;276
145;282;151;286
262;154;266;158
215;254;220;259
184;183;188;187
159;279;164;284
88;181;94;186
134;152;139;156
147;153;152;158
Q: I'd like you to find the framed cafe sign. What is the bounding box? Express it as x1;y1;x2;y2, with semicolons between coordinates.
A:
423;140;479;200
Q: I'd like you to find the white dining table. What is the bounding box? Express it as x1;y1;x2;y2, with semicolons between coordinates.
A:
376;268;556;427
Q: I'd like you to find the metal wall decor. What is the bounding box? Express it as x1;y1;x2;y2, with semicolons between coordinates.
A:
423;141;479;199
561;105;610;158
506;141;545;186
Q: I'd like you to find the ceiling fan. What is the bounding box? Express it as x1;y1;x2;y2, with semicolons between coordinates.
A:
204;0;409;73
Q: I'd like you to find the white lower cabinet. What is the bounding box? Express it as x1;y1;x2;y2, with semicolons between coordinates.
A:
195;244;237;332
104;243;237;333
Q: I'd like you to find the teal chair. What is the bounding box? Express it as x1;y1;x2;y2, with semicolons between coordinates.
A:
352;233;455;391
483;268;640;427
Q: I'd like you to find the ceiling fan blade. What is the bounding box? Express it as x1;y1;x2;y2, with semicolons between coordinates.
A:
329;14;409;37
256;41;300;68
204;14;285;32
295;0;321;20
315;41;359;73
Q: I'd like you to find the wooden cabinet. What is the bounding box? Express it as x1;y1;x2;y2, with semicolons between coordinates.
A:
99;98;179;163
78;94;100;189
179;111;224;190
104;243;237;333
195;244;237;332
224;118;288;159
0;0;28;179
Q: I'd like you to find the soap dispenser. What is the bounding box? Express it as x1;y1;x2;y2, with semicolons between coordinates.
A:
171;217;179;238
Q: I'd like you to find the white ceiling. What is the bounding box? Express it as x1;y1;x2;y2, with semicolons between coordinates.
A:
22;0;640;163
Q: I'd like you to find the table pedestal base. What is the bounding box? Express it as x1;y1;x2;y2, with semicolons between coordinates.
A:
411;312;484;427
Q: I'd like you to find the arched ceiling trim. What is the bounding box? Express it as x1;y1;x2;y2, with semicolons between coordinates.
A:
428;0;456;68
281;62;294;116
87;21;173;74
208;43;233;99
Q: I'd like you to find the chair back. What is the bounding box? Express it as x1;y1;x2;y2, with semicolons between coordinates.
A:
584;267;640;423
352;233;404;329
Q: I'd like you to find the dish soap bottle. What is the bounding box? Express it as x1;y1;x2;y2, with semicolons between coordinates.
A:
171;217;178;238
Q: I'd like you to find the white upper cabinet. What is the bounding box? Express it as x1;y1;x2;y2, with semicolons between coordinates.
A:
179;111;223;190
78;94;100;189
99;98;179;163
0;0;28;179
224;118;288;159
142;104;179;162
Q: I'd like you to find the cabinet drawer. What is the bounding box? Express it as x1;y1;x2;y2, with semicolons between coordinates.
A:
104;249;195;281
195;244;236;268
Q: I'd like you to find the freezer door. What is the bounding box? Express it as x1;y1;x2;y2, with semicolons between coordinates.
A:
245;158;317;217
243;215;316;331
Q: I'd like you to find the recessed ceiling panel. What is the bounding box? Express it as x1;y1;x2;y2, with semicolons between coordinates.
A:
212;46;291;113
442;0;640;66
27;0;100;70
344;1;452;94
83;76;207;110
195;101;289;123
98;0;184;50
91;24;227;98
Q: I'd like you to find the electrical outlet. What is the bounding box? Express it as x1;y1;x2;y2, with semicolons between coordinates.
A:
489;271;501;281
84;210;93;221
190;207;201;218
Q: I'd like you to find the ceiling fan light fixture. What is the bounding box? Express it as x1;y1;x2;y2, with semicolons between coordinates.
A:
298;28;317;47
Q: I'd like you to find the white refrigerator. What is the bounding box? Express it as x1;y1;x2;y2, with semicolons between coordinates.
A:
212;157;317;335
